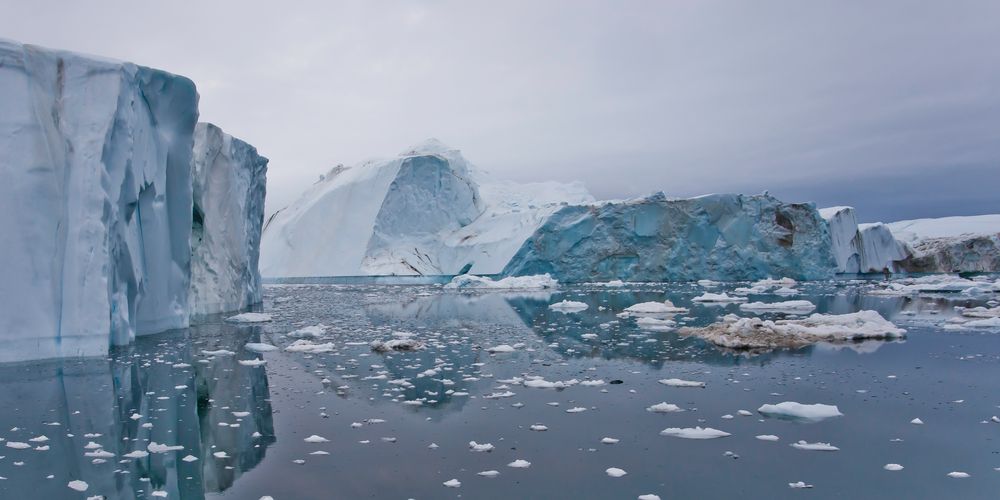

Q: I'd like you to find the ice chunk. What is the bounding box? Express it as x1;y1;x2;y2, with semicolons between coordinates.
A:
660;427;731;439
791;440;839;451
549;300;589;313
622;301;688;316
647;402;684;413
225;313;273;323
740;301;816;314
693;293;747;303
658;378;706;388
757;402;843;421
445;274;558;290
679;311;905;351
606;467;627;477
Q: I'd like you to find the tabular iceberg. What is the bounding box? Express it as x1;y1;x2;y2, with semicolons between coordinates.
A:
260;139;593;277
190;123;268;316
0;39;198;362
502;193;837;282
819;206;908;273
886;214;1000;272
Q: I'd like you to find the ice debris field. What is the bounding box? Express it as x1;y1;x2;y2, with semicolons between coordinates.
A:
2;274;999;499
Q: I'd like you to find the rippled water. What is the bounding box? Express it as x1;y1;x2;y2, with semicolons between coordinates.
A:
2;280;999;499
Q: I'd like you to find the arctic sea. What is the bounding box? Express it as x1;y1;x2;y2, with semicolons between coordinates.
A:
1;279;999;499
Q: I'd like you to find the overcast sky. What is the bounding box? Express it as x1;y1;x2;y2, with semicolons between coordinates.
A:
3;0;998;222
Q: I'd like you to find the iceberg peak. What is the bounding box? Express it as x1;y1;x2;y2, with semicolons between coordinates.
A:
399;138;454;157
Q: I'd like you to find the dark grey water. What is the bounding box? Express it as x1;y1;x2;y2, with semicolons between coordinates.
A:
1;281;999;499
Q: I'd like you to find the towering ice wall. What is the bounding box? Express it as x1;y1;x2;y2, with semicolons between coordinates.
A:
0;39;198;362
260;139;593;277
502;193;837;282
819;206;908;273
190;123;268;316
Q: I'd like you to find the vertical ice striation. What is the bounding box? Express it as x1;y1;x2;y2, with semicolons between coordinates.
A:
190;123;268;316
819;206;909;273
502;193;837;282
0;39;198;361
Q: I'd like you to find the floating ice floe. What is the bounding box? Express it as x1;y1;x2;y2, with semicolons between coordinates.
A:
679;311;905;351
606;467;627;477
692;293;747;303
285;340;337;354
788;481;813;489
477;470;500;477
508;459;531;468
529;424;548;431
757;402;843;421
791;440;839;451
67;480;88;492
238;359;267;367
370;338;425;352
961;317;1000;329
147;442;184;453
445;274;558;290
755;435;780;441
660;427;731;439
523;377;579;389
122;450;149;459
287;325;327;338
486;344;516;353
621;301;689;317
244;342;278;353
658;378;706;388
947;471;970;478
739;300;816;314
549;300;589;313
225;312;272;323
647;402;684;413
469;441;494;452
635;317;676;331
443;478;461;488
202;349;236;356
884;464;904;471
601;437;619;444
638;495;662;500
304;435;330;443
910;418;924;425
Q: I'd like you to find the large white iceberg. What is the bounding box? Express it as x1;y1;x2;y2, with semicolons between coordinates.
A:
819;206;908;273
885;214;1000;272
0;39;198;361
260;139;593;277
190;123;268;316
502;193;837;282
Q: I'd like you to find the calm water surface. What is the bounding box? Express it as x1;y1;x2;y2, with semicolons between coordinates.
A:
1;280;999;499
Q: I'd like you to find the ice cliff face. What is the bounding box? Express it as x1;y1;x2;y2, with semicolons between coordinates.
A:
190;123;268;316
886;215;1000;272
502;193;837;282
0;39;198;361
260;139;593;277
819;206;909;273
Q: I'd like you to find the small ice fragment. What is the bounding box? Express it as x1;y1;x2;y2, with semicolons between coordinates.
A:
606;467;627;477
213;451;229;459
910;418;924;425
638;495;661;500
508;459;531;468
487;345;516;353
658;378;705;388
304;435;330;443
947;471;970;478
755;435;780;441
788;481;813;489
225;312;272;323
757;402;842;421
601;437;619;444
791;440;839;451
566;407;587;413
443;479;461;488
884;464;903;471
647;402;684;413
529;424;548;431
181;455;198;462
549;300;589;313
477;470;500;477
67;480;88;492
469;441;494;452
660;427;731;439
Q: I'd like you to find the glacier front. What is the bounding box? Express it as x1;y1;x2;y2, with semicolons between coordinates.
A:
190;123;268;316
501;193;837;282
819;206;909;273
0;39;198;362
260;139;593;277
886;214;1000;273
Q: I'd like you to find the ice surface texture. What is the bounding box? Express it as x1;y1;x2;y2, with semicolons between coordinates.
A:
0;39;198;361
502;193;837;282
886;215;1000;273
190;123;268;316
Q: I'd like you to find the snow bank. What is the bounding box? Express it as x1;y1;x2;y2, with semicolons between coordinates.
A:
0;39;198;362
679;311;906;351
503;193;837;282
190;123;268;316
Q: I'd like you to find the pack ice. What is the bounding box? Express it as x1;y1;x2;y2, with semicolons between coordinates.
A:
502;193;837;282
0;40;266;361
259;139;593;277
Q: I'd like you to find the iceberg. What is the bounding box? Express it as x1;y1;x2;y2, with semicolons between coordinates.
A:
260;139;593;277
190;123;268;316
0;39;198;362
818;206;908;273
885;214;1000;273
503;193;837;282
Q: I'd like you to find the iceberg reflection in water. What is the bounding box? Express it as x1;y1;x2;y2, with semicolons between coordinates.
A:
0;321;275;499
